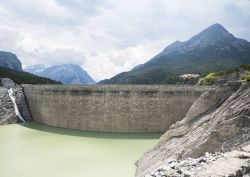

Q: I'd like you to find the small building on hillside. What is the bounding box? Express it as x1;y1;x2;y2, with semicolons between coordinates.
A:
179;74;200;79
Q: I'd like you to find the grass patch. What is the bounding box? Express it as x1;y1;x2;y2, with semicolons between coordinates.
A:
198;64;250;85
241;72;250;81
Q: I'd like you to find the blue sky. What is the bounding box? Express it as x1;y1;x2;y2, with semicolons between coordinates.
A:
0;0;249;81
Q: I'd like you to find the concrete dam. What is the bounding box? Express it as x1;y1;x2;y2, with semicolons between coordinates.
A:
23;85;214;132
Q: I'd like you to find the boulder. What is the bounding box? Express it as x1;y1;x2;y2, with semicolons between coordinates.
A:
0;78;16;87
143;146;250;177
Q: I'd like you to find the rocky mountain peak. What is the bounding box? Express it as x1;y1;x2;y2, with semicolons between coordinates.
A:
161;24;239;55
200;23;230;35
24;64;48;74
25;63;96;85
100;23;250;85
189;23;234;44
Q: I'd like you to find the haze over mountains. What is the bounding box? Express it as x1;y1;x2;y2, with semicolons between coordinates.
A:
100;24;250;84
0;52;60;84
25;64;96;85
0;51;95;85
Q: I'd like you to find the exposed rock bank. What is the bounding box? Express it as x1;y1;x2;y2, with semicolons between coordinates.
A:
145;146;250;177
0;87;16;124
136;83;250;177
0;79;32;125
0;78;16;87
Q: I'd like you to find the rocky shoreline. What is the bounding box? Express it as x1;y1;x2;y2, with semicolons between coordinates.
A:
146;147;250;177
136;83;250;177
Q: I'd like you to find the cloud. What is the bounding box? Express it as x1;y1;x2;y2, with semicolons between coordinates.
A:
0;29;22;50
0;0;249;81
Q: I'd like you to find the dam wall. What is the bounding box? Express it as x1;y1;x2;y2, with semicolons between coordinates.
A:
23;85;215;132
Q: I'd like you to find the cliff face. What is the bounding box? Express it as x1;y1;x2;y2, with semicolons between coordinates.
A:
0;87;17;124
0;85;32;125
136;83;250;177
0;51;22;71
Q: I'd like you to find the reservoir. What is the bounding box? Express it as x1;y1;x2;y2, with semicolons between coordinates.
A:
0;122;161;177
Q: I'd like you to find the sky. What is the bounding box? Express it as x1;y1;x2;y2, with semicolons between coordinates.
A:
0;0;250;81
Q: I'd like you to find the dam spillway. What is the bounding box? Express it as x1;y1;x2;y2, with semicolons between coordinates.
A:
23;85;214;132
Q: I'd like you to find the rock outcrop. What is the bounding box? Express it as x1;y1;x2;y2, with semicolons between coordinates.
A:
145;145;250;177
0;87;17;124
0;51;22;71
0;84;32;125
14;87;33;122
136;83;250;177
0;78;16;87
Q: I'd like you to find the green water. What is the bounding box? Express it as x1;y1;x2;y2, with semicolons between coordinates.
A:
0;122;161;177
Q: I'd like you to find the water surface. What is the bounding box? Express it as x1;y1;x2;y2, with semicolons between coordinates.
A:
0;122;161;177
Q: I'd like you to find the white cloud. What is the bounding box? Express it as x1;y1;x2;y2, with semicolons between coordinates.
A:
0;0;249;81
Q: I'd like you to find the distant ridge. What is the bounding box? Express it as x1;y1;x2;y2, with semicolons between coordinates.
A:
100;23;250;84
25;64;96;85
0;66;60;85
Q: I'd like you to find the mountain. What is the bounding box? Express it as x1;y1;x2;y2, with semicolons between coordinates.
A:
0;51;59;84
100;24;250;84
24;64;48;75
0;51;22;71
0;66;60;85
25;64;96;85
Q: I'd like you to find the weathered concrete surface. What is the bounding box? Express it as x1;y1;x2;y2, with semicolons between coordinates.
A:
136;84;250;177
23;85;214;132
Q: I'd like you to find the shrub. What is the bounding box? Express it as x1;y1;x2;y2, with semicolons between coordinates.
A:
241;72;250;81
